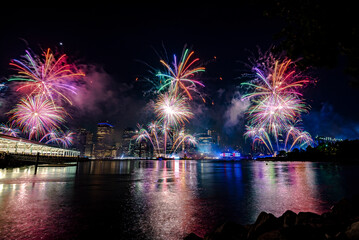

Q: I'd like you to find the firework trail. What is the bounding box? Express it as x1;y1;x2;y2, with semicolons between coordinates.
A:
59;130;75;148
135;123;197;157
0;122;20;137
156;48;205;100
242;56;313;154
40;129;75;148
40;129;60;143
284;125;313;151
148;121;161;153
170;128;197;153
134;123;163;156
9;48;85;105
8;95;66;140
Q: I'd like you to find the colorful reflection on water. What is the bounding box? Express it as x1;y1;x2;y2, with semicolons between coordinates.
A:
0;160;358;240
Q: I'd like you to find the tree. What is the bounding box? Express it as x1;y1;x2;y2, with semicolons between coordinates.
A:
261;0;359;86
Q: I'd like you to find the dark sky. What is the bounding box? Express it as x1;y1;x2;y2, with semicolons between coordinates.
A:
0;5;358;147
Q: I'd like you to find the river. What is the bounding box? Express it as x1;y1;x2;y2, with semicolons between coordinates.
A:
0;160;358;239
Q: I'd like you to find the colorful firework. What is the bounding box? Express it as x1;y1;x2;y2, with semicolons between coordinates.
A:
135;123;160;156
40;129;60;143
0;122;20;137
242;56;313;153
135;123;197;158
59;130;75;148
156;48;205;100
136;47;204;158
155;92;193;127
8;95;66;140
284;125;313;151
171;128;197;153
9;48;84;105
40;129;75;148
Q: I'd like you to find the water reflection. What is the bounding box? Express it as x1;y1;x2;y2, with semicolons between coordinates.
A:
0;166;77;239
0;161;358;240
131;160;202;239
250;162;325;220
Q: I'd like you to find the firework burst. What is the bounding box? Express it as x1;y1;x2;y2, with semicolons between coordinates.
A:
0;122;20;137
9;48;85;105
242;56;313;154
8;95;66;140
155;92;193;127
135;123;197;158
156;48;205;100
40;129;75;148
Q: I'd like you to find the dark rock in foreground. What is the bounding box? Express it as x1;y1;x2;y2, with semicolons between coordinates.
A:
185;195;359;240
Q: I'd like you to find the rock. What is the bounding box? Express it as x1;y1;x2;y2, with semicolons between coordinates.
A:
280;210;297;228
247;212;280;239
204;221;247;240
257;229;282;240
295;212;322;226
345;221;359;240
331;198;354;218
321;211;348;237
281;225;325;240
184;232;203;240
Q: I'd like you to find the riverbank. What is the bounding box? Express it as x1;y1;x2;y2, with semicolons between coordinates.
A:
185;196;359;240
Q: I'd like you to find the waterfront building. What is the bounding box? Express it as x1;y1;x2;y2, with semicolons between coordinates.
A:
0;133;79;157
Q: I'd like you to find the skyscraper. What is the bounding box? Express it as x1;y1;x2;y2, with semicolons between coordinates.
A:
73;128;94;158
121;127;137;157
94;122;114;159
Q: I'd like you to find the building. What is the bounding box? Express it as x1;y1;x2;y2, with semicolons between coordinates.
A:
315;136;343;145
138;141;151;158
74;128;94;157
207;129;220;146
0;133;79;157
121;127;137;157
94;122;115;159
196;133;213;154
84;131;94;158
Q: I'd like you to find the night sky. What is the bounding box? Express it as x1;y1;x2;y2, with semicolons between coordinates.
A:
1;5;358;149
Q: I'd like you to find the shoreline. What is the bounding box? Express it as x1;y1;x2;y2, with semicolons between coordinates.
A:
185;196;359;240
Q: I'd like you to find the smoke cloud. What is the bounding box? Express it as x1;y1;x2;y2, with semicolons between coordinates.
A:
70;64;146;131
303;103;359;140
224;91;250;129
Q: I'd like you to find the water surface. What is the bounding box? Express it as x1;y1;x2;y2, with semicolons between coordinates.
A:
0;160;358;239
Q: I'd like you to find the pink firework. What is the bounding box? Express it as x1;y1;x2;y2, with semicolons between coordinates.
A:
8;95;66;140
9;48;85;105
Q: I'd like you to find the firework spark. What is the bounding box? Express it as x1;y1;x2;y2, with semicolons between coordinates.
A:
135;123;197;158
171;128;197;153
0;122;20;137
8;95;66;140
242;57;313;153
156;48;205;100
155;92;193;127
40;129;75;148
9;48;84;105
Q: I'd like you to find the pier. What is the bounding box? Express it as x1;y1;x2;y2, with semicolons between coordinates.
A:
0;133;86;168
